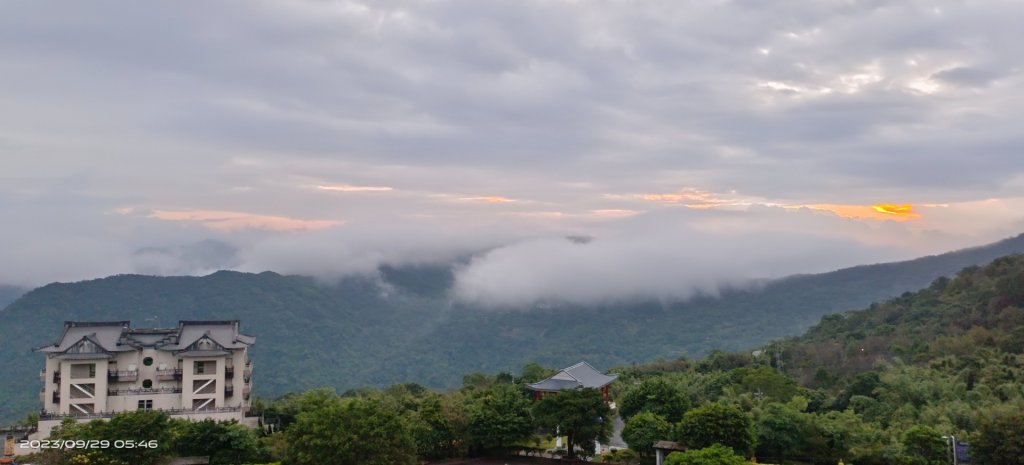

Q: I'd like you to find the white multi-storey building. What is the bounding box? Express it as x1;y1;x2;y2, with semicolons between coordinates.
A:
32;320;257;439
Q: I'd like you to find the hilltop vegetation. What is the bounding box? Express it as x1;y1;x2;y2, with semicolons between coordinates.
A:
3;234;1024;423
611;254;1024;464
19;254;1024;465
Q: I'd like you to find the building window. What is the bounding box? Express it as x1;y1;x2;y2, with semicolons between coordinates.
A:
137;400;153;411
142;379;153;389
143;357;154;366
194;361;205;374
70;364;95;379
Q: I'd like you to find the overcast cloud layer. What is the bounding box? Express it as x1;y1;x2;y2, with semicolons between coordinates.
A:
1;0;1023;305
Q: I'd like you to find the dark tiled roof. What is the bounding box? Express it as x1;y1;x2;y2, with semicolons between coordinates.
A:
525;361;618;391
563;361;618;388
526;378;581;391
37;322;131;353
35;320;255;355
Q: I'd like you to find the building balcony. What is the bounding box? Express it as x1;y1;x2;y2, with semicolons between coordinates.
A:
40;405;244;421
108;370;138;382
52;392;60;403
225;384;234;397
53;371;61;383
242;385;251;400
156;368;183;381
39;370;45;382
108;387;182;396
225;365;234;377
243;360;253;378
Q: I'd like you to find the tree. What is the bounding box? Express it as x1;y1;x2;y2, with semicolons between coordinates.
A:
755;402;804;461
676;402;754;456
620;378;690;422
974;408;1024;465
520;363;557;383
664;444;749;465
734;366;799;402
16;411;39;427
285;395;417;465
900;425;947;465
465;384;535;455
621;411;671;458
98;411;172;465
807;409;889;465
265;387;339;430
463;372;495;389
409;394;469;459
34;411;173;465
170;419;265;465
533;388;612;459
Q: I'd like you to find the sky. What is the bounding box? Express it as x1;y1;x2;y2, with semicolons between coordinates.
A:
1;0;1023;305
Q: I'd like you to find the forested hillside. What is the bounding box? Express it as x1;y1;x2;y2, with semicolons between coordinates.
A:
610;253;1024;464
0;284;24;309
27;252;1024;465
2;234;1024;422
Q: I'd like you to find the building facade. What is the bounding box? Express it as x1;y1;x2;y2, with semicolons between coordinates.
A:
32;320;256;439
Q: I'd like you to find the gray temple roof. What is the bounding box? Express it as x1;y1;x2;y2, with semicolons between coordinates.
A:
36;320;255;356
159;321;257;351
525;361;618;392
36;321;132;354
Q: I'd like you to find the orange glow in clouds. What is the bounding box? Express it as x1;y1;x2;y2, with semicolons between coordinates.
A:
150;209;342;231
871;204;917;216
458;196;516;203
802;204;921;221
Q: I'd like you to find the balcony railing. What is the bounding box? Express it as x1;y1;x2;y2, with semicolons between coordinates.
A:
243;360;253;378
225;365;235;377
156;368;183;381
53;372;61;383
40;405;244;421
108;370;138;382
52;392;60;403
225;385;234;397
242;385;251;400
108;387;182;396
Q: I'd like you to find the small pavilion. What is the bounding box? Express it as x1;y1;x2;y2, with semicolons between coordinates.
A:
525;361;618;401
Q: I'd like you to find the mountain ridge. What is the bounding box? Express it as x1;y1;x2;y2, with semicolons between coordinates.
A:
1;233;1023;422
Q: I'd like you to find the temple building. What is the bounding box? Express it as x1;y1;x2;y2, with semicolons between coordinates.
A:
525;361;617;401
31;320;256;441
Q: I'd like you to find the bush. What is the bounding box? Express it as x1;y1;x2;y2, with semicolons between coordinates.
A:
664;444;748;465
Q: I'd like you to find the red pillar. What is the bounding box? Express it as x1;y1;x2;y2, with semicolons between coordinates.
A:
535;390;541;401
